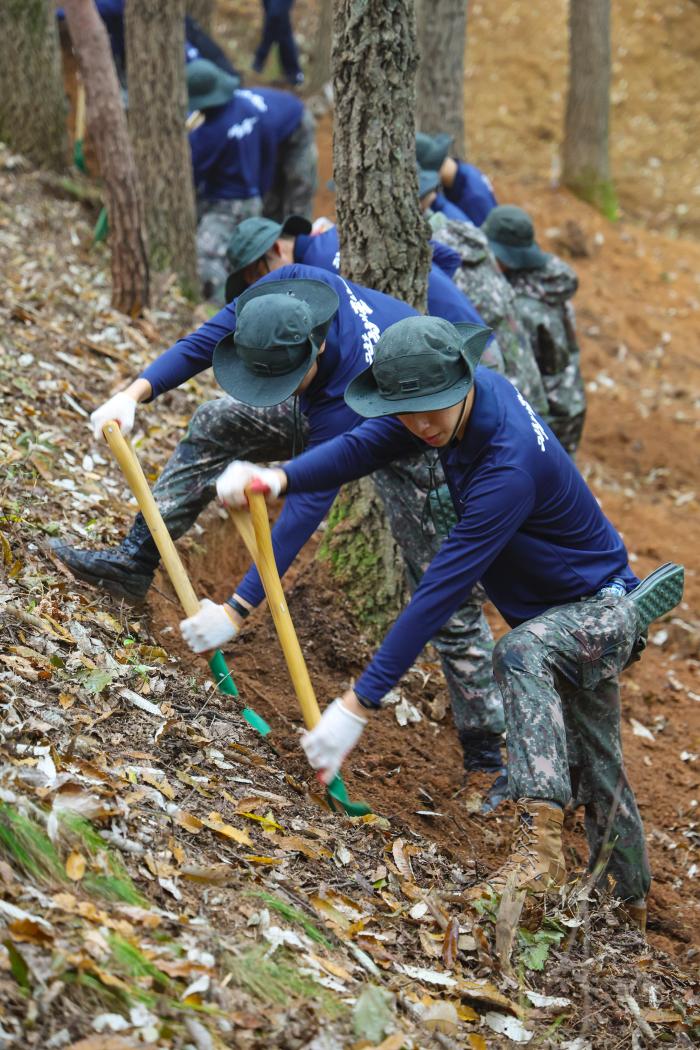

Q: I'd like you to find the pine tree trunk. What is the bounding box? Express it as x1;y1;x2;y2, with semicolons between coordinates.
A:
321;0;429;636
415;0;466;156
63;0;149;316
307;0;333;95
332;0;431;310
562;0;616;216
0;0;67;170
124;0;198;294
186;0;216;32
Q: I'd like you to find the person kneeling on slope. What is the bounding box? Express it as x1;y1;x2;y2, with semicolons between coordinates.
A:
213;314;684;930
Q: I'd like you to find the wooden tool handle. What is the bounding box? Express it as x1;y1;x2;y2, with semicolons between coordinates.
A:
75;81;86;141
228;507;259;564
243;489;322;731
102;422;200;617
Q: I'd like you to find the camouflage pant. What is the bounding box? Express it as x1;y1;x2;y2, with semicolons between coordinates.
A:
147;396;503;735
196;197;263;302
262;109;317;222
493;595;650;900
541;359;586;455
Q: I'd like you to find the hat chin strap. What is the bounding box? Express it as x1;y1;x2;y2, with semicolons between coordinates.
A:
448;393;470;446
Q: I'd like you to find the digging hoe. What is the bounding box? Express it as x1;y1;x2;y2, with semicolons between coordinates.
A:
228;483;372;817
101;421;270;737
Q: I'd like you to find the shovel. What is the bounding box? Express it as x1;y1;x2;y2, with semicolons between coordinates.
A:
228;484;372;817
101;421;270;737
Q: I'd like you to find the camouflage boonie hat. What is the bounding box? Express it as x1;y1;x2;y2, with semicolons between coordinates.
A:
345;316;492;418
213;279;339;407
418;167;441;200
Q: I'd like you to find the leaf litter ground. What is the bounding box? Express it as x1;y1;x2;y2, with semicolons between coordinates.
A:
1;131;700;1050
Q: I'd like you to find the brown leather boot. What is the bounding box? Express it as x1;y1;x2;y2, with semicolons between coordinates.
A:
619;898;647;934
467;799;566;899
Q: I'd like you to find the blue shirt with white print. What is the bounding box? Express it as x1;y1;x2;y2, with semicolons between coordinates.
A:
234;87;304;195
139;264;416;608
189;92;266;201
283;367;639;704
294;225;486;326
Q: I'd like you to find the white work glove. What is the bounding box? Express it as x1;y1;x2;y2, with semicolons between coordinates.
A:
180;598;239;654
216;460;282;508
90;391;138;440
301;698;367;785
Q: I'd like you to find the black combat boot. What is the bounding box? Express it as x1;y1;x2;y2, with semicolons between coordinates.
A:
51;514;160;601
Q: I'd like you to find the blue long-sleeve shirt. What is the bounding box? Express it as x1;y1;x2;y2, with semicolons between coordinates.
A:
284;368;638;704
444;161;497;226
189;93;266;201
293;225;486;326
234;87;304;195
140;264;416;607
430;193;470;223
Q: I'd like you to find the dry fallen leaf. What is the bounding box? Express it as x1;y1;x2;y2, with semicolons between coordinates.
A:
200;812;253;847
65;851;86;881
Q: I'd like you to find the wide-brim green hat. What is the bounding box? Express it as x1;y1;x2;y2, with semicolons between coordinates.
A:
482;204;549;270
416;132;453;172
187;58;240;111
418;167;441;200
345;317;492;418
225;214;312;302
213;279;339;407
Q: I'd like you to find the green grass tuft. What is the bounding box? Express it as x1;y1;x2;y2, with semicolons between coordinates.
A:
248;891;332;947
0;802;66;883
226;946;345;1015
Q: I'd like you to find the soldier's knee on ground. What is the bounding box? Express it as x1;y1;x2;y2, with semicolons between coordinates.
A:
186;398;234;445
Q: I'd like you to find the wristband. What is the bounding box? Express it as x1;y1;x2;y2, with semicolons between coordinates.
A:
225;596;250;620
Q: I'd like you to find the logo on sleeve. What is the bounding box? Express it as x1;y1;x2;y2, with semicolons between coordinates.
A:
516;390;548;453
227;116;258;139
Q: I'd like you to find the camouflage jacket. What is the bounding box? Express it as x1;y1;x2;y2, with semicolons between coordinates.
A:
506;256;586;453
430;216;548;416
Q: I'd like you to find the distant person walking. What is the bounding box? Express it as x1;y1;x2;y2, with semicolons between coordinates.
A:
252;0;304;87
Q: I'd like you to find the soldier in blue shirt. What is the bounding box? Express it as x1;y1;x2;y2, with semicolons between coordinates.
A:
53;268;508;782
186;60;266;300
235;87;317;223
214;315;683;930
417;132;497;227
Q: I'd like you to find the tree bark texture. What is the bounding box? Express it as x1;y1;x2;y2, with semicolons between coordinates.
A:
185;0;216;32
332;0;431;310
415;0;466;156
319;477;408;641
562;0;614;214
0;0;67;170
63;0;149;316
124;0;198;293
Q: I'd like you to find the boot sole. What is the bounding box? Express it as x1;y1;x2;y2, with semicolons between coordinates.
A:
51;543;152;603
629;562;684;632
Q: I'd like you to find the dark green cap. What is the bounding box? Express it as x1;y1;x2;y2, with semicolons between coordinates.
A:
213;279;339;407
482;205;549;270
416;132;453;172
187;58;240;111
345;316;492;418
418;167;441;200
225;215;312;301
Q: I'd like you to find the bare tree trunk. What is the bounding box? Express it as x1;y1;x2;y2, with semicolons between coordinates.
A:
562;0;616;216
307;0;333;95
322;1;430;635
415;0;466;156
332;0;430;310
185;0;216;32
63;0;149;316
0;0;67;170
124;0;198;294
